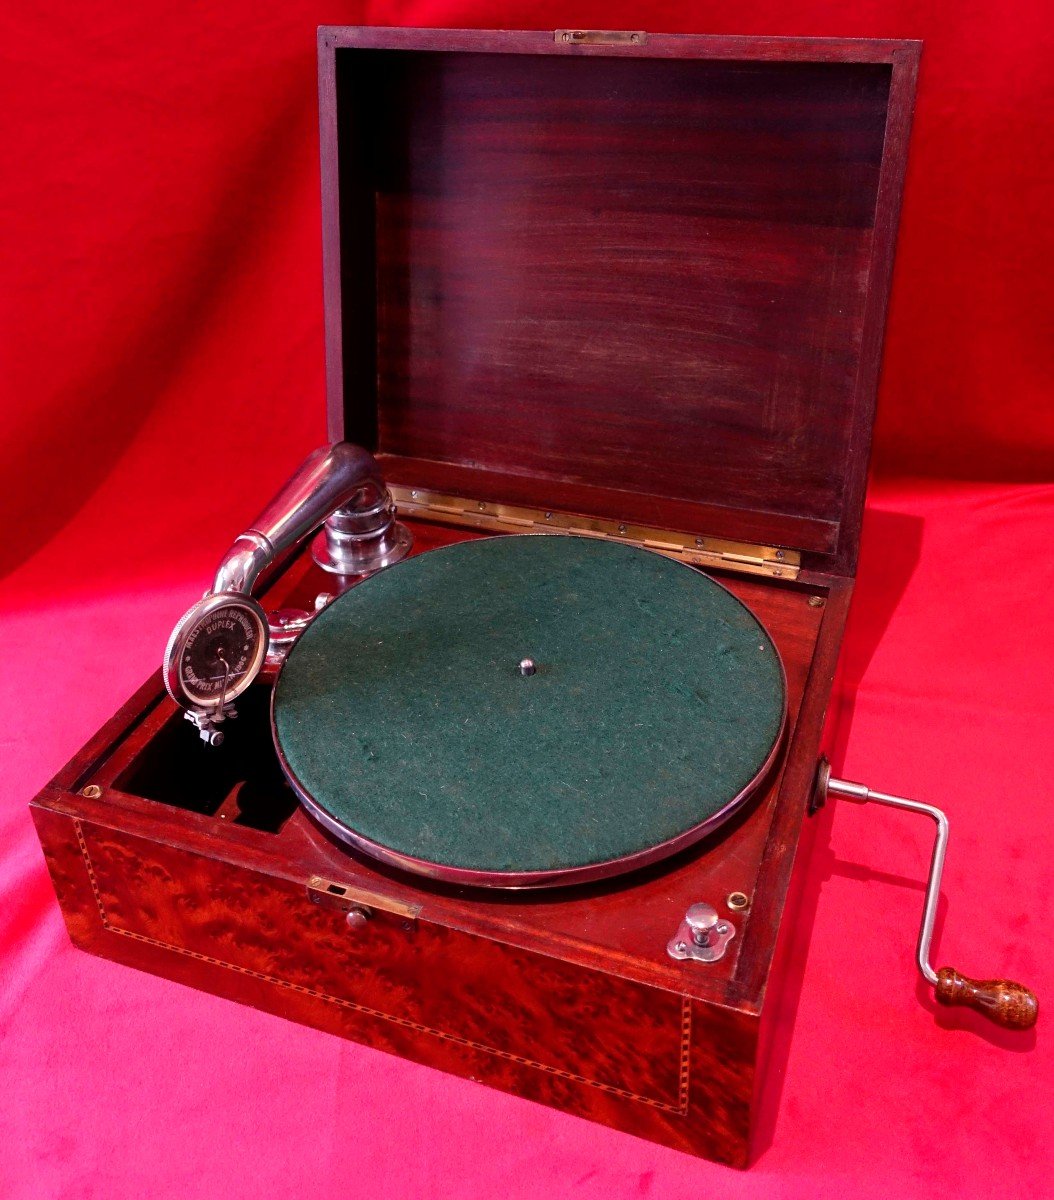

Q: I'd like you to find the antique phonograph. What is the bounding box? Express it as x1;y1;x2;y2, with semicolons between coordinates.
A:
31;27;1037;1168
162;440;1038;994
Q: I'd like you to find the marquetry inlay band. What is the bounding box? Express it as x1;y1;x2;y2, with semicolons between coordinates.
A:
73;819;692;1115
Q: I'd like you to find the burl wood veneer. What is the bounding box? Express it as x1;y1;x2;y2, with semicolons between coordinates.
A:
32;28;920;1166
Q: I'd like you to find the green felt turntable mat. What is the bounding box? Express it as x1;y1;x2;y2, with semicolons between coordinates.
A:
272;535;785;880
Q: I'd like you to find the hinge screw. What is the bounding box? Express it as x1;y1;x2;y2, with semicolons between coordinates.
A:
809;595;825;608
80;784;102;799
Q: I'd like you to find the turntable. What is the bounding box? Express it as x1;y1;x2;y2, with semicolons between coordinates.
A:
30;27;1036;1168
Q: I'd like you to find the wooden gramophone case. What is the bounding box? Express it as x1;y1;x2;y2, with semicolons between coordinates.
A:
30;28;919;1167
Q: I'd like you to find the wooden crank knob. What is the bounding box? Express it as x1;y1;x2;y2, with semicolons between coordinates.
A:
934;967;1038;1030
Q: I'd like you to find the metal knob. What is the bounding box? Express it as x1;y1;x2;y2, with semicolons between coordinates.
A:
345;907;371;929
668;902;736;963
684;902;720;946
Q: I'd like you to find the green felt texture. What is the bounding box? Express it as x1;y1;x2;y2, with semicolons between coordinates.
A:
273;535;784;874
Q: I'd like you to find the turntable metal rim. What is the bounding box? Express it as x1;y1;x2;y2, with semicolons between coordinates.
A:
270;533;788;889
276;702;787;888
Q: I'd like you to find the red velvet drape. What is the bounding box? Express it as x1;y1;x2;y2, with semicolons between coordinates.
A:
2;2;1051;588
1;6;1050;1197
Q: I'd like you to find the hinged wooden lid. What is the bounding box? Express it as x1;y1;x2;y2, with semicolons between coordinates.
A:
318;28;920;576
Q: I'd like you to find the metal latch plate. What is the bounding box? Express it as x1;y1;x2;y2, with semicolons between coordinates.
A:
307;875;421;921
555;30;647;46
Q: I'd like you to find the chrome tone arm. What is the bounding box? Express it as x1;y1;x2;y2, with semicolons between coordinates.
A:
213;442;390;596
165;442;411;740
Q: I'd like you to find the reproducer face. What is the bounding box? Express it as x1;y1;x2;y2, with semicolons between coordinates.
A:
163;593;268;710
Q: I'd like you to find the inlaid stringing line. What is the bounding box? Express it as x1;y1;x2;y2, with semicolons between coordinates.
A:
74;819;691;1115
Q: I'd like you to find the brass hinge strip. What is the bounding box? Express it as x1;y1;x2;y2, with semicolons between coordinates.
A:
390;486;799;580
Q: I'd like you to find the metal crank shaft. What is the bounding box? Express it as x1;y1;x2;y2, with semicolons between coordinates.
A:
812;757;1038;1031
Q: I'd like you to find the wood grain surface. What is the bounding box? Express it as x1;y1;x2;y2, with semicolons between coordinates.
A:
31;519;838;1166
29;28;920;1166
320;29;918;575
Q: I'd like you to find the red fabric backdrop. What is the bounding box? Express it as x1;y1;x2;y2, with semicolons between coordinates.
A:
1;1;1053;588
1;5;1052;1198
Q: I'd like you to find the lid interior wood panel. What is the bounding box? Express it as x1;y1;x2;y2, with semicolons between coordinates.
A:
322;34;914;568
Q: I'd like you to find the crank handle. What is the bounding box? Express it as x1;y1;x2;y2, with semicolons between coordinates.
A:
812;757;1038;1031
